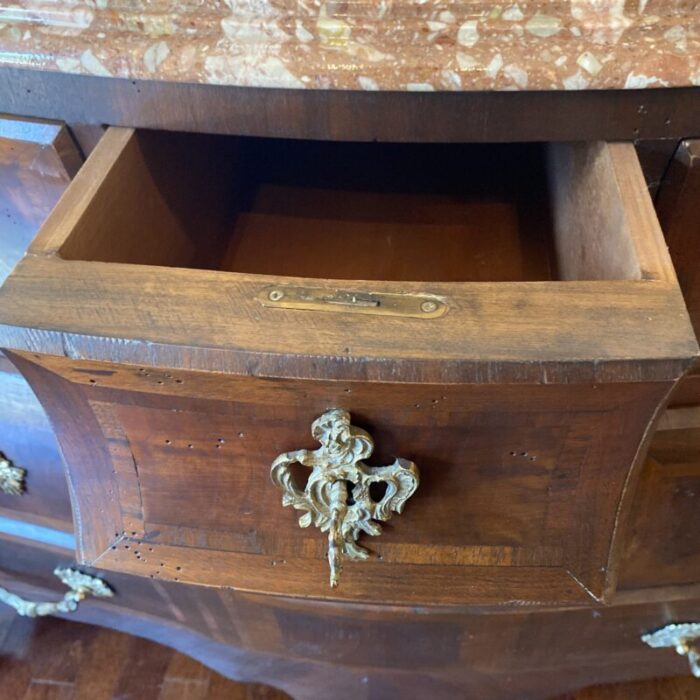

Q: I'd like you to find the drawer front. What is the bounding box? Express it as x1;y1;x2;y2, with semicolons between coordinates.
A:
0;115;80;530
620;142;700;590
9;351;675;606
620;404;700;590
0;365;72;527
0;128;696;606
0;114;81;285
1;534;698;700
240;593;700;684
657;139;700;340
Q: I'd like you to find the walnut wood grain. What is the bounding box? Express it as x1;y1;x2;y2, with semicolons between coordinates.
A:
657;139;700;339
617;139;700;593
3;68;700;143
1;350;677;607
0;114;80;532
0;371;72;527
670;370;700;408
619;406;700;591
1;534;700;700
5;612;700;700
0;129;695;384
0;114;81;286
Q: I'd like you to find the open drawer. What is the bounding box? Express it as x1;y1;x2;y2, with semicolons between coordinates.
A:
0;129;695;607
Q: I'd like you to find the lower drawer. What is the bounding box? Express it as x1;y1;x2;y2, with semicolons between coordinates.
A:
0;533;699;700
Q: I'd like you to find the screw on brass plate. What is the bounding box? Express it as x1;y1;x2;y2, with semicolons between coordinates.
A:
268;290;284;302
420;301;438;313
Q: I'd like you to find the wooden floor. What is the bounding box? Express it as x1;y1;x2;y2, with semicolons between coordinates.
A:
0;611;697;699
0;611;288;699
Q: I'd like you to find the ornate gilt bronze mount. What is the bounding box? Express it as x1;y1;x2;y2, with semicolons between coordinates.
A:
642;623;700;677
271;409;419;587
0;567;113;617
0;452;25;495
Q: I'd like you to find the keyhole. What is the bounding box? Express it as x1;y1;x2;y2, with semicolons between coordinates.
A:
346;481;356;506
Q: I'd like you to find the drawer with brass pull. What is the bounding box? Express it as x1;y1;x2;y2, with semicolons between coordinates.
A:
0;566;112;617
0;115;78;531
0;364;72;529
0;128;696;607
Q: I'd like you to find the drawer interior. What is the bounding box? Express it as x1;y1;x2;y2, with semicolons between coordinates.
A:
55;131;651;284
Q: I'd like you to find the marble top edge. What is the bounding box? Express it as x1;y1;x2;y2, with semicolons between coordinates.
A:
0;1;698;92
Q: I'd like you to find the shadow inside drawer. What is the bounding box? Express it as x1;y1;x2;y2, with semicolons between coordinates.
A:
57;133;563;282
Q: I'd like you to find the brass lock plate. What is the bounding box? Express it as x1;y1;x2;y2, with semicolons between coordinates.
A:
257;285;447;319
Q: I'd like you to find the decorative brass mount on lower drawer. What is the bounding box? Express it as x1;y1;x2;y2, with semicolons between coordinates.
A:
0;452;25;496
271;409;419;587
0;568;113;617
642;623;700;677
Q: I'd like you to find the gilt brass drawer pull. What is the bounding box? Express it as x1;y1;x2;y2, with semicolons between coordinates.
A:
271;409;419;587
642;623;700;677
0;453;25;496
0;567;113;617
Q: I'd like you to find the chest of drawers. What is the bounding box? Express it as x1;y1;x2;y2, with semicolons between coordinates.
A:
0;80;700;697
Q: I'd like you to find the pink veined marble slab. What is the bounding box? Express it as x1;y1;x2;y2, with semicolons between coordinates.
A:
0;1;698;92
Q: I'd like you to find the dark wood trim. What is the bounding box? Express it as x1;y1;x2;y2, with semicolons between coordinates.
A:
6;352;123;561
1;68;699;143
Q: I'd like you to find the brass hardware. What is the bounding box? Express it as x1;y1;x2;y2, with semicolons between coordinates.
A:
0;567;113;617
271;409;419;587
258;285;447;318
642;623;700;677
0;453;25;496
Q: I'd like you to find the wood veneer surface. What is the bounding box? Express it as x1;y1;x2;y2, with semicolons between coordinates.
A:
3;70;700;144
0;116;80;286
0;613;697;700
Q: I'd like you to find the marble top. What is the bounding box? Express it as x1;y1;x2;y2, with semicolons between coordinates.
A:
0;1;698;92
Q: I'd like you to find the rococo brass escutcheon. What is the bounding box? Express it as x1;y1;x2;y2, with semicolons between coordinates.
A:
0;567;113;617
0;452;25;495
271;409;419;587
642;623;700;677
